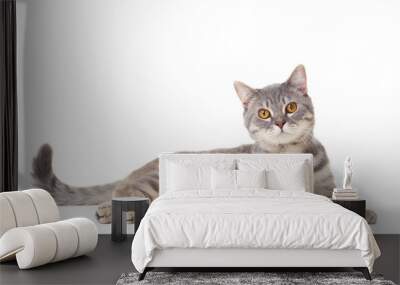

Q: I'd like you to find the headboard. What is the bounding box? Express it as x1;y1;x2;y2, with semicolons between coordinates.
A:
159;153;314;195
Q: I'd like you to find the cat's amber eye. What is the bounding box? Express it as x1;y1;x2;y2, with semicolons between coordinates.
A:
285;102;297;114
258;108;271;120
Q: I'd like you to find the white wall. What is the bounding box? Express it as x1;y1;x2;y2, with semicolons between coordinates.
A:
17;0;400;233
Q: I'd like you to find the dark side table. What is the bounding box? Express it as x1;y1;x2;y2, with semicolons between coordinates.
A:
332;199;366;218
112;197;149;242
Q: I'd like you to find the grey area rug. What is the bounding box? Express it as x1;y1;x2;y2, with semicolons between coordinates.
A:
116;272;396;285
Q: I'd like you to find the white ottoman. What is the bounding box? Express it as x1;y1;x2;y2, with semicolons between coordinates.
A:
0;189;98;269
0;218;98;269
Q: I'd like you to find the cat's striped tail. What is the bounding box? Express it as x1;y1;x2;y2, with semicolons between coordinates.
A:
32;144;120;205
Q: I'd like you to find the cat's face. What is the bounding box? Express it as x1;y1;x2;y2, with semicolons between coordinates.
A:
234;65;315;146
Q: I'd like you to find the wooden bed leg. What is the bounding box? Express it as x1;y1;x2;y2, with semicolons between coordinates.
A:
138;268;148;281
354;267;372;280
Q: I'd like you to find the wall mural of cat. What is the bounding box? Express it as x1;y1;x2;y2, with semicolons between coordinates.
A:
31;65;377;224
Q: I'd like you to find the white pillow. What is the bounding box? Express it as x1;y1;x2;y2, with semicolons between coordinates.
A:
166;159;236;192
211;169;268;190
211;168;236;190
238;159;307;191
266;163;306;191
167;163;211;191
237;169;267;189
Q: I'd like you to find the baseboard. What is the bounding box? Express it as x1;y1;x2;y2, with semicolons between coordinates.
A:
58;206;399;236
59;206;135;234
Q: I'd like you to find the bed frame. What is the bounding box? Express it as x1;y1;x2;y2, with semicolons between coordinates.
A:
138;154;372;281
139;248;370;280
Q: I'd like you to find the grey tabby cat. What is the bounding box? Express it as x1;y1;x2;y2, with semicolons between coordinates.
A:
32;65;376;224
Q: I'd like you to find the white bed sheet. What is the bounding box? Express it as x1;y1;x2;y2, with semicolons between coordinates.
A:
131;190;380;273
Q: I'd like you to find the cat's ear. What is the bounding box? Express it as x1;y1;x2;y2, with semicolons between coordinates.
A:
234;81;254;107
286;65;307;95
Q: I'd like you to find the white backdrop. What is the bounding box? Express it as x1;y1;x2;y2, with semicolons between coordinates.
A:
17;0;400;233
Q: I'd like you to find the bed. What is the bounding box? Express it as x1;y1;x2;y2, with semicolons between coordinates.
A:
131;153;380;280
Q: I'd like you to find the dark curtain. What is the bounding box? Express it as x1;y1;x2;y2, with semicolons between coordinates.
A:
0;0;18;192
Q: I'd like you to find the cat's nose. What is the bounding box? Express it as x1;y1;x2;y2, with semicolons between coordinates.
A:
275;120;286;129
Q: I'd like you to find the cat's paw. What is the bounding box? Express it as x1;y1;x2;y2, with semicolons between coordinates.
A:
98;214;112;224
96;201;112;224
96;202;136;224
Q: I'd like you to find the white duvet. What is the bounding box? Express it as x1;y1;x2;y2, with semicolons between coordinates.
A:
131;190;380;272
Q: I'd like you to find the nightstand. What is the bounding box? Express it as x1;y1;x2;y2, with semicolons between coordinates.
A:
111;197;149;242
332;199;366;218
